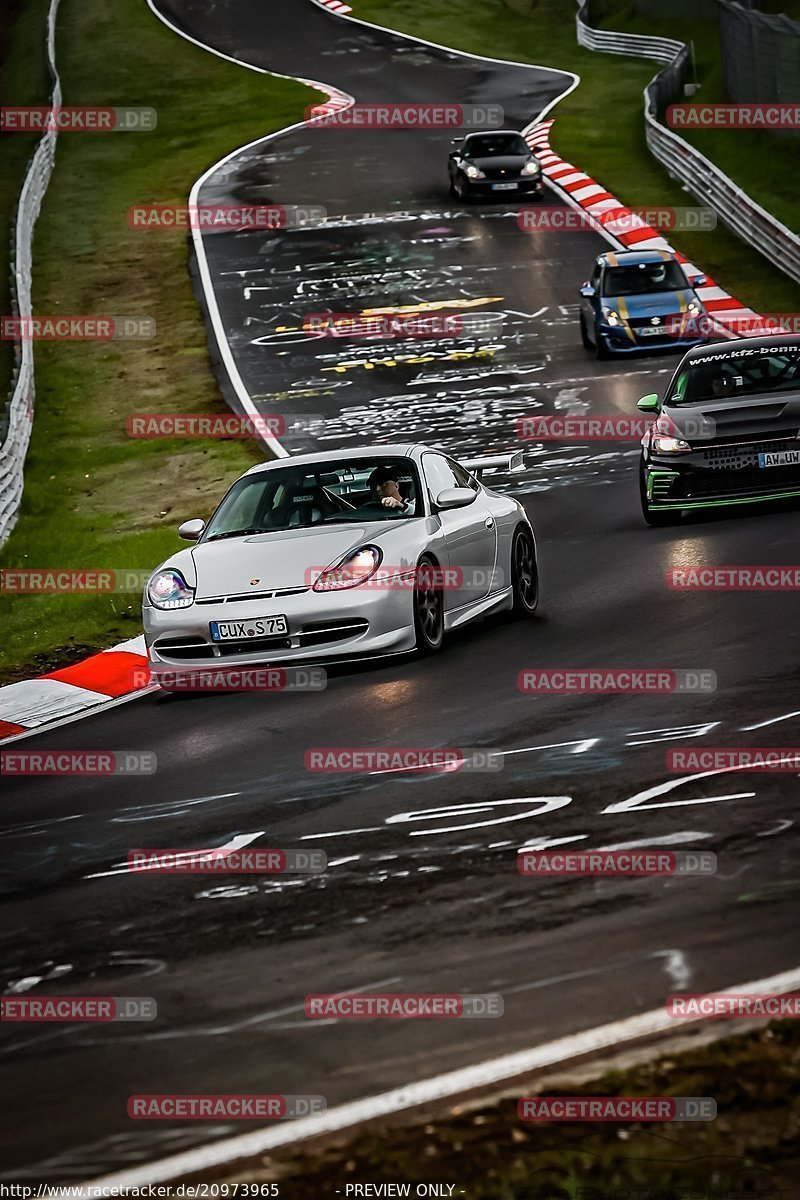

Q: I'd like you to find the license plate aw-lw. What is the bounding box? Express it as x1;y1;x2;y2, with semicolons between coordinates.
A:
758;450;800;468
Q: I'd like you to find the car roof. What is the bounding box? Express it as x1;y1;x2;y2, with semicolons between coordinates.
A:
678;333;800;366
596;248;675;266
244;444;419;476
464;129;527;139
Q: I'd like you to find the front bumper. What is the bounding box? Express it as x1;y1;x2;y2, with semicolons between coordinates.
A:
143;583;417;670
598;321;706;355
643;440;800;509
464;177;543;197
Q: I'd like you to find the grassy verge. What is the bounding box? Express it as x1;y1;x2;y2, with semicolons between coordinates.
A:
593;0;800;236
0;0;314;684
226;1022;800;1195
354;0;800;313
0;0;53;413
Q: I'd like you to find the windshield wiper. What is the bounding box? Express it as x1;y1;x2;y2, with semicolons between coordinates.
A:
205;527;266;542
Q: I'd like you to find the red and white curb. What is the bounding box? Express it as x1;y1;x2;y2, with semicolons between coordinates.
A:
1;8;761;746
0;635;150;742
525;120;761;335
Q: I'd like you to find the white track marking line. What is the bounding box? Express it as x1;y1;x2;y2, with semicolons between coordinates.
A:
146;0;355;461
307;0;579;117
741;710;800;731
85;965;800;1187
597;832;713;851
84;832;266;880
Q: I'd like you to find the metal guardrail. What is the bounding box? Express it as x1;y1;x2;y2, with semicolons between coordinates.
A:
575;0;800;287
575;13;682;63
0;0;62;547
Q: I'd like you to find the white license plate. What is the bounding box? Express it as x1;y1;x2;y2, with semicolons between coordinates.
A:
210;615;288;641
639;326;664;337
758;450;800;468
492;182;517;191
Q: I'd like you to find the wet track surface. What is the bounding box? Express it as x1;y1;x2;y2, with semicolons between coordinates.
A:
1;0;799;1182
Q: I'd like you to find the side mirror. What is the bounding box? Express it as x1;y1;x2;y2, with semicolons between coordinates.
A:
178;518;205;541
580;284;595;298
690;274;707;288
436;487;476;510
637;393;660;413
451;136;464;144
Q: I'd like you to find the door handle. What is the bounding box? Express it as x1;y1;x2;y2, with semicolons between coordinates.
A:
485;517;494;529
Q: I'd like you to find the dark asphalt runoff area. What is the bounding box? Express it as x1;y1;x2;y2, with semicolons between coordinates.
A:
1;0;799;1183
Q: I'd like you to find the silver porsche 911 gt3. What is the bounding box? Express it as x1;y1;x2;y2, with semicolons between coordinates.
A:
142;443;537;677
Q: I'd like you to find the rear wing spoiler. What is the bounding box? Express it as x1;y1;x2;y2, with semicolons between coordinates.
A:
460;451;525;478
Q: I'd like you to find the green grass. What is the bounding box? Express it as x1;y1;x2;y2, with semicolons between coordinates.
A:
0;0;314;684
355;0;800;312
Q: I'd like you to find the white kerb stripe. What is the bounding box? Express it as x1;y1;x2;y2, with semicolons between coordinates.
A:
0;678;111;726
85;966;800;1188
571;183;608;202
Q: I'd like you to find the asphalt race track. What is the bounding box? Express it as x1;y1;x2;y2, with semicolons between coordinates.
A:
1;0;799;1182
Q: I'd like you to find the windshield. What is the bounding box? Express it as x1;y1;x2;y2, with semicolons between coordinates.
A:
669;346;800;406
204;456;421;540
466;133;530;157
603;260;687;296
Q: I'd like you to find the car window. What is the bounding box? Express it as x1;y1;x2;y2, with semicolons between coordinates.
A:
669;347;800;405
423;453;467;501
603;260;686;296
448;458;479;491
203;456;421;539
465;134;529;157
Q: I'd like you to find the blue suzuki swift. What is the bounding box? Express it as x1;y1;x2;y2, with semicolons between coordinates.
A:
578;248;709;359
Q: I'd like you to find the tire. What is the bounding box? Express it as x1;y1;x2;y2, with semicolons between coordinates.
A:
640;467;682;526
579;312;593;350
511;526;539;616
595;328;610;360
455;175;471;203
448;173;456;198
413;556;445;653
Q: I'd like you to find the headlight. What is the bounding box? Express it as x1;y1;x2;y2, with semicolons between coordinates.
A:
652;411;692;454
464;164;485;180
313;546;383;592
147;569;195;609
601;306;621;327
687;301;703;316
522;161;541;176
652;435;692;454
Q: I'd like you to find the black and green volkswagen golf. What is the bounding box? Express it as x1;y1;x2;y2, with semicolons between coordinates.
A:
637;334;800;525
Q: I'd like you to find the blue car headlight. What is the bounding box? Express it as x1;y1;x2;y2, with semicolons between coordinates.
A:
147;569;195;609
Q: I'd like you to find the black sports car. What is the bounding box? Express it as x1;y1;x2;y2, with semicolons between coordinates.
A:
638;335;800;525
448;130;543;201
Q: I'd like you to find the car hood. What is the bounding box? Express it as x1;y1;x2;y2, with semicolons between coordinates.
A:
154;522;424;598
607;288;695;317
668;391;800;443
469;154;532;171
